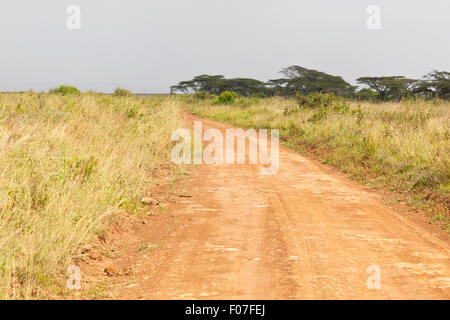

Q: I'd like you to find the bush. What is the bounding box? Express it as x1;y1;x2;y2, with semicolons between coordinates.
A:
355;88;379;102
193;91;211;100
49;85;80;96
113;88;132;97
297;92;339;109
217;91;237;105
248;93;268;99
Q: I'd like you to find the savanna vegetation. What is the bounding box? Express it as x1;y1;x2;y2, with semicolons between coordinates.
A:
1;64;449;299
171;66;450;101
183;93;450;230
0;90;183;298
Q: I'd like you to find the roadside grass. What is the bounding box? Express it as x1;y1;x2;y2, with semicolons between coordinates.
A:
0;92;183;298
184;95;450;230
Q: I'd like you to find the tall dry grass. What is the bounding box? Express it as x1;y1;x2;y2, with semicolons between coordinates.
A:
0;92;183;298
186;96;450;228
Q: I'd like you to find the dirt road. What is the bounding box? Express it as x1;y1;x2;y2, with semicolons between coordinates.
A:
90;113;450;300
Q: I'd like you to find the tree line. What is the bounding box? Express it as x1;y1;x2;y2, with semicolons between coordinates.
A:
170;66;450;101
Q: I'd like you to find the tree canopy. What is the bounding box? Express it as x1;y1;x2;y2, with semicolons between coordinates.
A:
171;66;355;98
356;76;418;101
170;75;270;96
420;71;450;99
171;66;450;101
356;71;450;101
268;66;356;97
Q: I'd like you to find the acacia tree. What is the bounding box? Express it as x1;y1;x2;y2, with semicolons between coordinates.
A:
223;78;270;96
170;67;450;101
356;76;419;101
171;75;270;96
172;66;355;97
268;66;356;97
170;75;227;94
418;71;450;99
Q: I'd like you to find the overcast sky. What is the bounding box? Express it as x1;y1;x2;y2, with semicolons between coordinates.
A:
0;0;449;93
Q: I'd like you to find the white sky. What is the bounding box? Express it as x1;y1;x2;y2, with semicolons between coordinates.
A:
0;0;449;93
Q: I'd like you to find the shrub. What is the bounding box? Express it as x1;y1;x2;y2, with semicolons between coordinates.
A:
297;93;350;122
49;85;80;96
308;107;329;123
113;88;132;97
193;91;211;100
296;92;339;109
217;91;237;105
249;93;268;99
355;88;379;102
